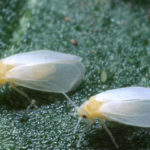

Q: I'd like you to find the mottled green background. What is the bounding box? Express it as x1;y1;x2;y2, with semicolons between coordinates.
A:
0;0;150;149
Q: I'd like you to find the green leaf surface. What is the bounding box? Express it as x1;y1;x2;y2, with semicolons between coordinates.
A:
1;0;150;149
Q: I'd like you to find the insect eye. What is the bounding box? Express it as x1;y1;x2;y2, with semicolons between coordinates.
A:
82;115;87;119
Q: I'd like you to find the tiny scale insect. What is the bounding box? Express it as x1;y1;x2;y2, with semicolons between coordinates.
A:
0;50;85;104
77;87;150;148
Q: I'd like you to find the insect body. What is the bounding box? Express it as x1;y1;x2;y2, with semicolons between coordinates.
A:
0;50;85;103
77;87;150;148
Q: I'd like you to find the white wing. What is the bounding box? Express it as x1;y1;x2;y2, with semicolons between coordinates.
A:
100;100;150;127
6;61;85;93
96;87;150;102
3;50;82;66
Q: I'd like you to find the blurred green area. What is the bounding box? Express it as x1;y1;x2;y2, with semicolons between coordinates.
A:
0;0;150;149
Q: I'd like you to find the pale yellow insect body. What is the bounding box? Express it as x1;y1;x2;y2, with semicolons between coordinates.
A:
78;96;104;121
77;87;150;148
0;60;14;85
0;50;85;103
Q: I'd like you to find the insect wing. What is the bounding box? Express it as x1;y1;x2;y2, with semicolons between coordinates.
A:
100;100;150;127
6;61;84;93
3;50;82;66
96;87;150;102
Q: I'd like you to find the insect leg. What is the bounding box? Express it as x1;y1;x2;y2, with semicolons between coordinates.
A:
74;117;82;134
11;84;37;108
99;119;119;149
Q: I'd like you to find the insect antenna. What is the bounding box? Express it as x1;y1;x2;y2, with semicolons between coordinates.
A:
68;112;77;119
62;92;77;108
99;119;119;149
77;121;94;147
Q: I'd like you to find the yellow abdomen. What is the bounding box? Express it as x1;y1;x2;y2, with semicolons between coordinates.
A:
0;60;14;85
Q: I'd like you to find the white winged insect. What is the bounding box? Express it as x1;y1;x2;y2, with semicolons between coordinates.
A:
0;50;85;105
76;87;150;148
